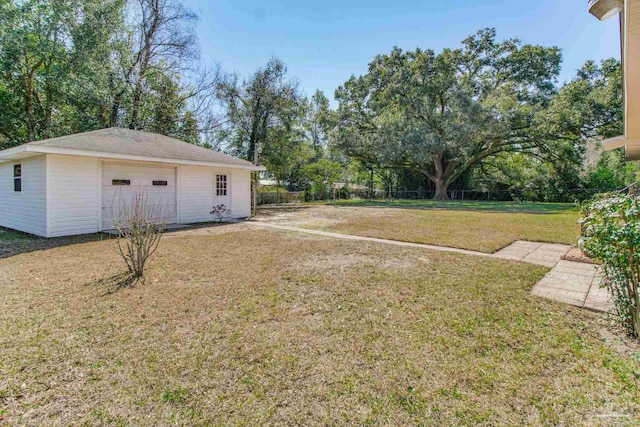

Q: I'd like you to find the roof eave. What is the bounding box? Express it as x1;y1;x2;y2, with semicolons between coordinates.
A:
0;145;28;162
1;145;266;171
602;135;640;161
602;135;627;150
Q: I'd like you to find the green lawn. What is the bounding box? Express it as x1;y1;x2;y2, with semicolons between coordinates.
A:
264;201;580;253
0;228;32;242
0;228;639;424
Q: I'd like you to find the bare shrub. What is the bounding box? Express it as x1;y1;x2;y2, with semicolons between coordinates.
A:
210;204;230;222
111;190;167;284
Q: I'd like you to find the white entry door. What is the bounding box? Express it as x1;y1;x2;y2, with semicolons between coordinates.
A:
213;172;231;216
102;163;177;230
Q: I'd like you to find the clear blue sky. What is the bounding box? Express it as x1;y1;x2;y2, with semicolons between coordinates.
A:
183;0;621;102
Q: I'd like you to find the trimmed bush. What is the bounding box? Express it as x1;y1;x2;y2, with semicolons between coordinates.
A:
580;193;640;336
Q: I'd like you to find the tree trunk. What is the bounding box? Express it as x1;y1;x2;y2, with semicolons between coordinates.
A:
369;168;374;199
23;59;44;142
633;304;640;338
25;76;36;141
43;59;53;139
130;75;145;129
431;153;451;201
110;94;121;127
433;179;450;201
109;69;126;127
129;8;157;130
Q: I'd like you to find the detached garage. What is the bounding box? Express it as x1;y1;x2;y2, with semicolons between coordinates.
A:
0;128;265;237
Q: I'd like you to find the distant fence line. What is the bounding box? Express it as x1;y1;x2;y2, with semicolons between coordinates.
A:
349;188;610;202
257;188;614;205
257;191;304;205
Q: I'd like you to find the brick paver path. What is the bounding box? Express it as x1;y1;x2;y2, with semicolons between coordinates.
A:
493;242;613;311
246;222;613;313
529;261;612;312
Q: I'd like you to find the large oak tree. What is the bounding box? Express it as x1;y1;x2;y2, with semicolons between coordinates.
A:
334;28;562;200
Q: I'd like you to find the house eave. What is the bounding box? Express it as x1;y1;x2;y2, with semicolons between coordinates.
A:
602;135;640;161
0;145;29;161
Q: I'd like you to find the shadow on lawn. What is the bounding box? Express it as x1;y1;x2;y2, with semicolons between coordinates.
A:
0;221;248;260
0;229;109;259
92;272;144;295
257;205;313;218
327;200;578;215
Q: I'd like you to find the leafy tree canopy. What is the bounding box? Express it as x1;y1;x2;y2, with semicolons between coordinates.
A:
335;28;563;200
0;0;221;149
217;57;302;163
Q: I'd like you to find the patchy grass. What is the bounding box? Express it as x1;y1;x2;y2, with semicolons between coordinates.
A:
261;204;579;253
0;227;32;242
1;228;639;425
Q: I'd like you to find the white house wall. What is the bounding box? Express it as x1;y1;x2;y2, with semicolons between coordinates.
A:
1;154;253;238
177;165;216;223
177;165;252;222
46;154;100;237
231;169;251;217
0;155;47;236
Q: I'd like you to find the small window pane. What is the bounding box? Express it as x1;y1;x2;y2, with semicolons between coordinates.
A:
112;179;131;186
216;175;227;196
13;164;21;192
153;180;168;186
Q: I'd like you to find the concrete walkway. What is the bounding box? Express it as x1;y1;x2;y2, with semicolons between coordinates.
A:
248;221;495;258
492;241;571;267
247;221;613;313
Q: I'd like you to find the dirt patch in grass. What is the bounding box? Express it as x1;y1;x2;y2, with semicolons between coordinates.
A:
1;228;639;425
258;204;580;253
163;222;255;239
293;253;431;273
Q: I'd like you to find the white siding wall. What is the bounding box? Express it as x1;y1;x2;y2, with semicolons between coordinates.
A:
0;156;252;237
177;165;252;222
0;156;47;236
47;155;100;237
178;165;214;223
231;169;251;217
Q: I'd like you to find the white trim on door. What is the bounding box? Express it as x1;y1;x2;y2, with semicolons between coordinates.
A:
213;169;232;217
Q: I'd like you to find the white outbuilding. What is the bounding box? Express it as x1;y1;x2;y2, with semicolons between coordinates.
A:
0;128;265;237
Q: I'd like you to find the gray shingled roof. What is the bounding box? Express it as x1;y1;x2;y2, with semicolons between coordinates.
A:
24;127;254;167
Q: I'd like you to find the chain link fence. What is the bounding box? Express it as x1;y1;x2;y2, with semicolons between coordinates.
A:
257;188;615;205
